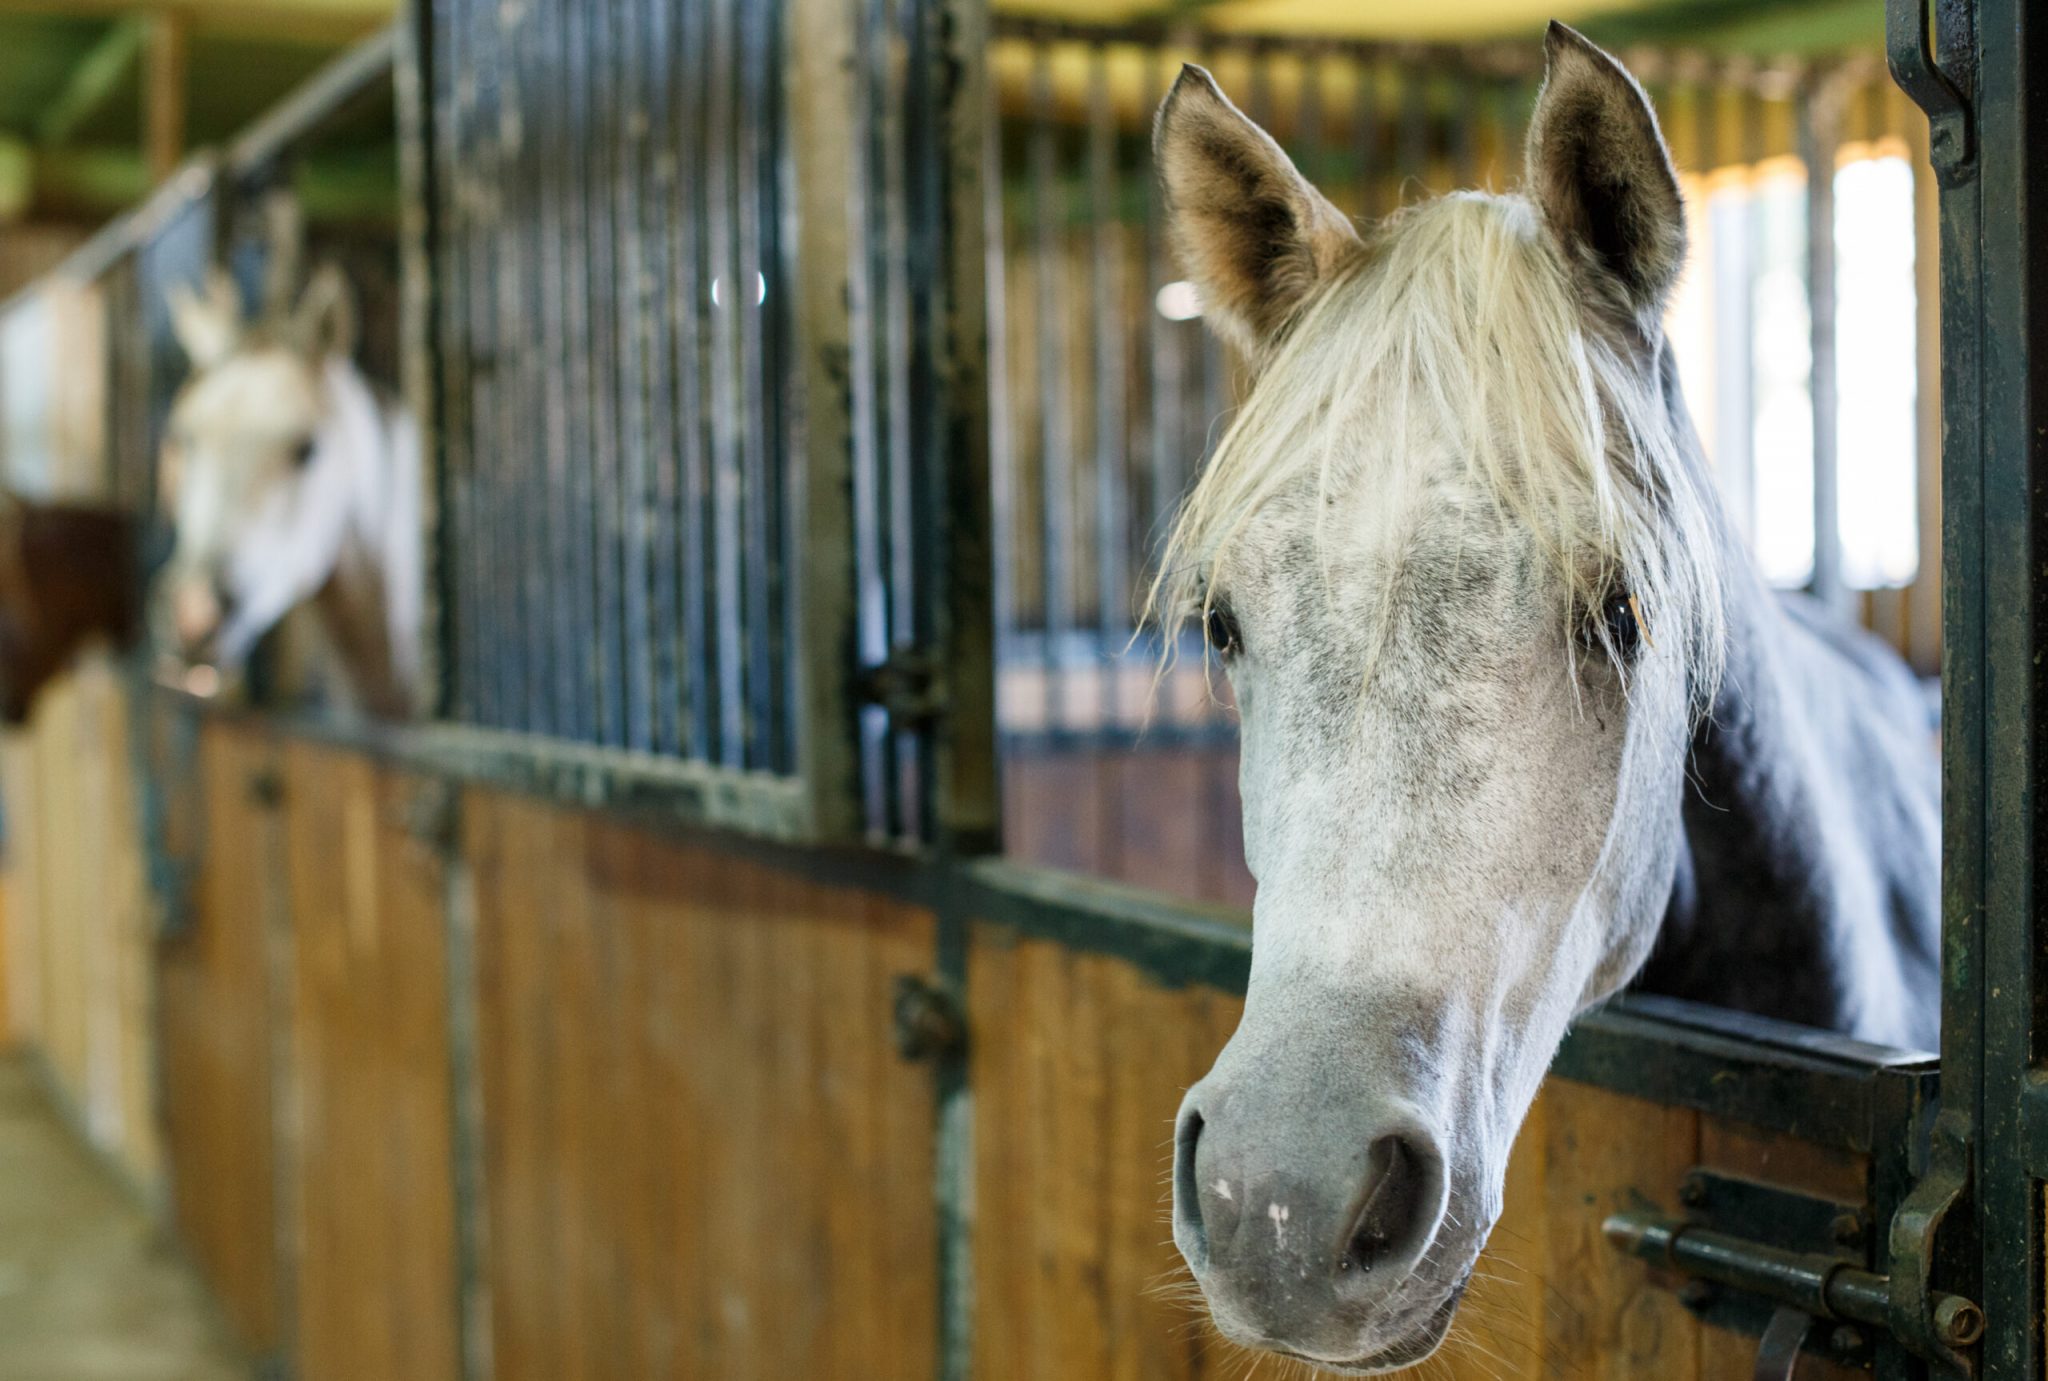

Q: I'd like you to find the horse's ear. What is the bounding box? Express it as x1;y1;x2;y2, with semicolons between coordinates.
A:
1524;22;1686;333
290;264;357;363
167;268;242;369
1155;65;1360;363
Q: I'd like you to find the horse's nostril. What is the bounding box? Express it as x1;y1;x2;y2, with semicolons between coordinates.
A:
1342;1135;1428;1277
1173;1108;1208;1266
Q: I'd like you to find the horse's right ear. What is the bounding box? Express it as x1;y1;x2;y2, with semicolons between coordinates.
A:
289;264;358;363
1155;65;1360;364
1524;23;1687;334
167;268;242;370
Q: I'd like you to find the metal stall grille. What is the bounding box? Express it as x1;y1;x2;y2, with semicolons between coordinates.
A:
427;0;792;772
986;19;1938;905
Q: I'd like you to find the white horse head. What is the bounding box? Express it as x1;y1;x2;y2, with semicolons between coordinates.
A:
1154;25;1725;1371
158;263;420;716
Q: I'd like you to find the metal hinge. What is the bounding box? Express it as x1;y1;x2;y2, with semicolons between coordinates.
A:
858;651;947;725
1887;0;1974;186
1609;1168;1982;1379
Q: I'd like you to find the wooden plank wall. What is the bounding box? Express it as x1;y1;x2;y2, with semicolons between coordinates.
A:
1003;744;1254;908
0;657;160;1188
464;793;941;1381
158;720;289;1357
0;716;1873;1381
967;925;1865;1381
280;739;461;1381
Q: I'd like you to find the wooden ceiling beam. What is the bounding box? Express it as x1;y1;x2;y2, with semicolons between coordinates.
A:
34;16;145;148
0;0;385;46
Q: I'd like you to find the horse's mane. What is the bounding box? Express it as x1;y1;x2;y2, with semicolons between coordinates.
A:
1149;190;1726;712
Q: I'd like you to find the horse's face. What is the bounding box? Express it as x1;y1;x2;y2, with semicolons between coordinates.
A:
157;267;357;672
1156;27;1712;1372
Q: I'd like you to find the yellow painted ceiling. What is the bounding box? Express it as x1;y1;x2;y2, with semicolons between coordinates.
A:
995;0;1639;43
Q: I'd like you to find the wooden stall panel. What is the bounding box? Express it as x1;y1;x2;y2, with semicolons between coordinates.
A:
0;658;160;1188
466;791;939;1381
1002;745;1254;909
968;926;1243;1381
968;928;1729;1381
281;741;460;1381
158;719;287;1356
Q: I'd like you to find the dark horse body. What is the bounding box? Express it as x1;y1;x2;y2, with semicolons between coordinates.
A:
1641;353;1942;1052
0;497;140;723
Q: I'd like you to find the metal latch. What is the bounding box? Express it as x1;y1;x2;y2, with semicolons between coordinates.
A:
857;651;947;725
1609;1193;1983;1378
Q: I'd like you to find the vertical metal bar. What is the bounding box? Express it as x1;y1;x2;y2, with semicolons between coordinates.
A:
1944;0;2044;1372
708;0;747;769
535;0;576;738
497;0;541;734
434;0;476;723
1088;42;1127;725
612;0;654;752
1802;72;1845;614
1029;42;1070;741
985;32;1017;743
1353;52;1381;219
469;0;509;729
559;0;599;741
845;0;891;834
1451;68;1478;189
531;0;564;737
642;0;682;755
738;0;781;772
395;0;445;717
905;0;993;843
881;0;921;834
585;0;626;746
785;0;865;837
1296;46;1324;191
671;0;714;762
1399;60;1429;197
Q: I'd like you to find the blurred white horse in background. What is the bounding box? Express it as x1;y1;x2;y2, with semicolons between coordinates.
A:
157;261;421;718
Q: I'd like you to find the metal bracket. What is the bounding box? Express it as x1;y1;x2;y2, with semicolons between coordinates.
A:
1886;1108;1980;1375
1610;1161;1984;1377
396;776;461;857
891;974;965;1062
858;652;948;725
1887;0;1974;186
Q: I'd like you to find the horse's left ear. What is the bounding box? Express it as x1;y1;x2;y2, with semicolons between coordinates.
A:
1525;22;1686;333
167;268;242;370
290;264;357;363
1155;65;1361;363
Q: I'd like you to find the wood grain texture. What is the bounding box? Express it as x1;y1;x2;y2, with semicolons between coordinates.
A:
968;924;1244;1381
157;718;287;1355
967;925;1739;1381
280;740;461;1381
464;788;939;1381
0;659;160;1189
1002;744;1254;908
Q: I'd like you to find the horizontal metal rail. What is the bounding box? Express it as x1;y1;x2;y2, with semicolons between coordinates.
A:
176;693;1938;1154
226;24;397;177
1606;1213;1984;1355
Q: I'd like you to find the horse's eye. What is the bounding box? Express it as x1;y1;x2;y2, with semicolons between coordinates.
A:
290;437;317;470
1599;590;1643;661
1204;604;1240;657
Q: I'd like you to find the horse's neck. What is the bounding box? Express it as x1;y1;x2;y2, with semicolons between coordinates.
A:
316;360;422;717
1638;352;1940;1049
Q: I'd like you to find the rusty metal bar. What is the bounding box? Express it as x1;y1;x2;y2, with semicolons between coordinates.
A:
1029;41;1071;739
1087;41;1128;721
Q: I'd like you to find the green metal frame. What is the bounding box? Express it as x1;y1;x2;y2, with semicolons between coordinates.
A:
62;0;2044;1372
1887;0;2048;1374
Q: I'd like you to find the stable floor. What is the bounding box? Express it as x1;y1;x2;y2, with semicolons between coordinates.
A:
0;1054;249;1381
